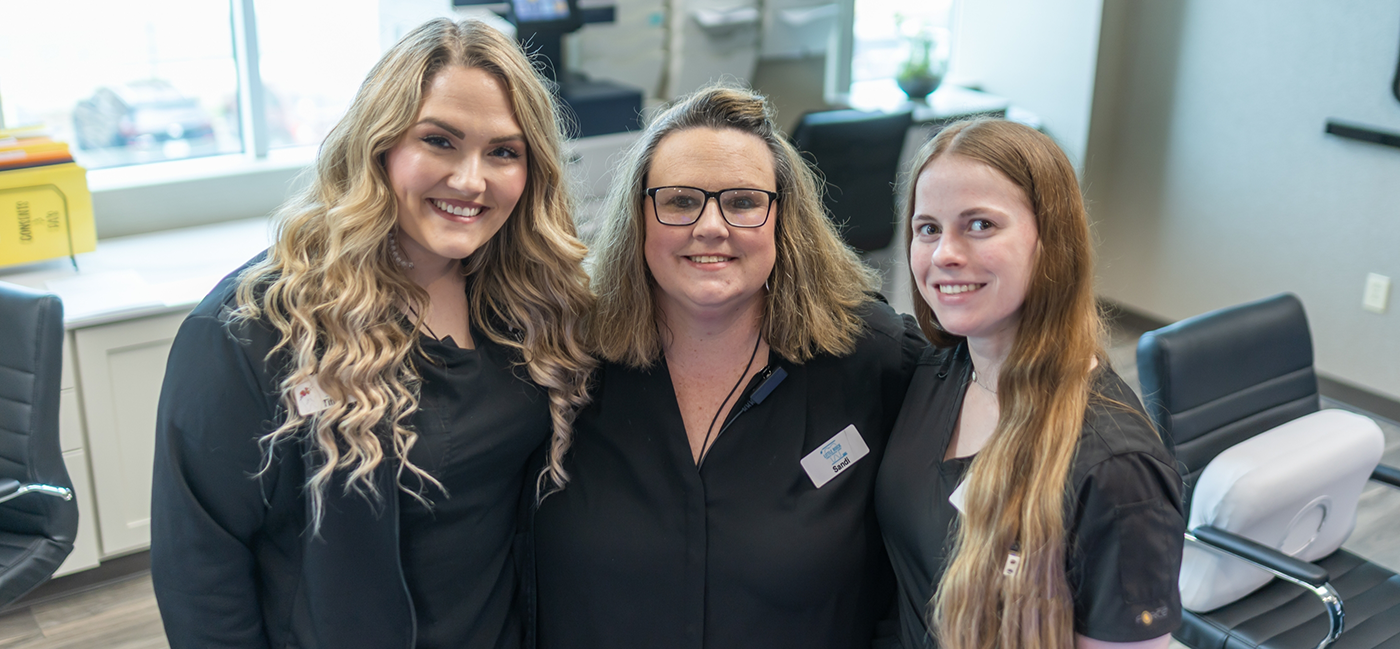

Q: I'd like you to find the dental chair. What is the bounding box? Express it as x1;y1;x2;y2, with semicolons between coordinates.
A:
1137;292;1400;649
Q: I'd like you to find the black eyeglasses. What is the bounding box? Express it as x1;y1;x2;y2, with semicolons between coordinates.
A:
645;186;778;228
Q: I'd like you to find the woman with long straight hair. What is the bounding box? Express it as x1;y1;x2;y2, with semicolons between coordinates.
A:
875;119;1184;649
150;18;593;648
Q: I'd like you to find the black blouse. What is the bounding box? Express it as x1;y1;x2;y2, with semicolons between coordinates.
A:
532;302;925;649
875;345;1184;648
400;331;550;649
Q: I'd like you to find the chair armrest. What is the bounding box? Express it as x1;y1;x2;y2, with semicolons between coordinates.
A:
1187;526;1345;649
1372;464;1400;489
1189;526;1330;587
0;478;72;504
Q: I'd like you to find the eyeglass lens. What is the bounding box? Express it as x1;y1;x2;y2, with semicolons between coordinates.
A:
653;187;771;226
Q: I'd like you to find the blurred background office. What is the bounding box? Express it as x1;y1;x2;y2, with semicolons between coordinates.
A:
0;1;1397;646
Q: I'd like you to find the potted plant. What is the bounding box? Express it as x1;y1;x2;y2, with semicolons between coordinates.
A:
896;19;944;101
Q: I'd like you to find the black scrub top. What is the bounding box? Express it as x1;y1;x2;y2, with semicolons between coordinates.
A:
533;302;925;649
875;344;1184;648
400;330;551;649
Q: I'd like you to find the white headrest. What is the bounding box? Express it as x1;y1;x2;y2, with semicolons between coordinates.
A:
1179;408;1384;612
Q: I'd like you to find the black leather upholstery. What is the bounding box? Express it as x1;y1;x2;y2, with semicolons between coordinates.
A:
1137;293;1320;504
1191;526;1331;587
790;109;913;252
1138;293;1400;649
0;281;77;607
1176;550;1400;649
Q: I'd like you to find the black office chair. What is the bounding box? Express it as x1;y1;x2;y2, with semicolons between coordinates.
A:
1137;293;1400;649
0;281;77;607
790;109;913;252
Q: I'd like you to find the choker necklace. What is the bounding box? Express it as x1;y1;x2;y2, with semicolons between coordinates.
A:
970;369;998;395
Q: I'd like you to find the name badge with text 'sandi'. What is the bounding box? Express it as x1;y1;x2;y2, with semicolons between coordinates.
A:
800;424;870;488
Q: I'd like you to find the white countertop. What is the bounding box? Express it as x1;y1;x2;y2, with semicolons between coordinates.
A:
842;81;1012;122
0;217;274;328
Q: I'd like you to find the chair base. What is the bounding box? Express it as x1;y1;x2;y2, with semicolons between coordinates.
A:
1176;549;1400;649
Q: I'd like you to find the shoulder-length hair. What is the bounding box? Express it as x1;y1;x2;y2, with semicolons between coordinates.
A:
905;119;1106;649
587;84;879;366
232;18;594;526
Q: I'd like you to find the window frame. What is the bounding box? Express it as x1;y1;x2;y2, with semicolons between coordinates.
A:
4;0;886;239
0;0;314;239
80;0;300;239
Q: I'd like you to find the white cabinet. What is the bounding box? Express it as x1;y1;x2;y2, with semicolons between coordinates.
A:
53;336;100;577
0;217;271;576
53;449;99;577
71;311;188;557
666;0;762;99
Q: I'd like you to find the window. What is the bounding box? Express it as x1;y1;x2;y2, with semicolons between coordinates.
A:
851;0;952;84
0;0;387;169
0;0;407;238
0;1;243;169
252;0;382;150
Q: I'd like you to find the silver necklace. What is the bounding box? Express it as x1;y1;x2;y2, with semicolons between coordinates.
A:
970;369;998;395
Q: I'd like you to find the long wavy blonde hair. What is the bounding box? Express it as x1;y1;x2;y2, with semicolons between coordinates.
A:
587;85;879;366
906;120;1106;649
232;18;594;526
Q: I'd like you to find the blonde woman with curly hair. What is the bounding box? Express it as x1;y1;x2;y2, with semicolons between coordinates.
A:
875;119;1184;649
150;18;593;648
532;84;925;647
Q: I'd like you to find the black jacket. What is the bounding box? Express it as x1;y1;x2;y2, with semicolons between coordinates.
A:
151;266;417;649
151;260;540;649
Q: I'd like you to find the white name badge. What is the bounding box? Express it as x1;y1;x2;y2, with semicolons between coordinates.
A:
800;424;870;488
293;376;337;416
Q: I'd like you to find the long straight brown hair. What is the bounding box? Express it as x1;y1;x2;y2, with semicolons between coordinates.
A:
905;119;1105;649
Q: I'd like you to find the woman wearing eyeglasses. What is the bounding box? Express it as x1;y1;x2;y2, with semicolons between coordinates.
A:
530;85;924;648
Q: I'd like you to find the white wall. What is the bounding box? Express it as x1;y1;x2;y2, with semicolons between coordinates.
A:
1085;0;1400;400
567;0;667;99
380;0;458;51
949;0;1105;169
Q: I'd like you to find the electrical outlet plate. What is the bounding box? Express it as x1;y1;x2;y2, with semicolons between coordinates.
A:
1363;273;1391;314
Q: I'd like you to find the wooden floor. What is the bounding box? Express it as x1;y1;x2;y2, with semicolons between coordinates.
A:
0;574;165;648
0;315;1395;648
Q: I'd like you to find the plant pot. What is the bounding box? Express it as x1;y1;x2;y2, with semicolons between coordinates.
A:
897;74;942;101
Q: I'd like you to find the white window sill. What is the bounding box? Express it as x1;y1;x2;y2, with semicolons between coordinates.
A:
86;146;318;239
86;145;318;191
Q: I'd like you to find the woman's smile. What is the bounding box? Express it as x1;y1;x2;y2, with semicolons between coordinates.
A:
910;155;1039;347
644;127;778;318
